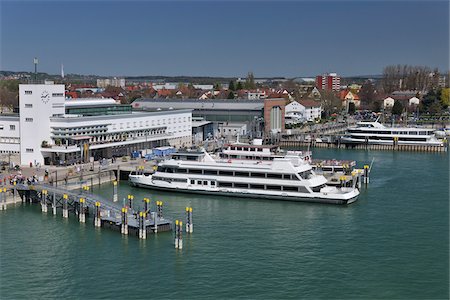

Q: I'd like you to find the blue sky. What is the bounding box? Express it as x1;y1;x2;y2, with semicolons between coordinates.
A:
0;0;448;77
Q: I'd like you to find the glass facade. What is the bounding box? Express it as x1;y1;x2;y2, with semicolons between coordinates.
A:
66;105;132;116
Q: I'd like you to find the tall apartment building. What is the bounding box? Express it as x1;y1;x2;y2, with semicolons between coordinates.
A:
97;77;126;88
315;73;341;92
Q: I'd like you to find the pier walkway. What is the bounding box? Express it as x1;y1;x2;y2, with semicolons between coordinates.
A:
11;183;172;238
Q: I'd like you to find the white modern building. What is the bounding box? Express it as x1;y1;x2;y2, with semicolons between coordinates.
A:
285;100;322;122
0;115;20;154
0;82;192;166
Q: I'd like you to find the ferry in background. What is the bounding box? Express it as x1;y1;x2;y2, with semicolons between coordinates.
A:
129;150;360;205
341;120;444;146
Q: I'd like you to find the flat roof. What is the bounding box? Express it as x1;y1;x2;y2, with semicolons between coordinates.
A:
50;109;192;123
133;98;265;111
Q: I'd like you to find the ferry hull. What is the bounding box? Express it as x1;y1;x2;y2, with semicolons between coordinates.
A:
129;179;359;205
340;137;443;147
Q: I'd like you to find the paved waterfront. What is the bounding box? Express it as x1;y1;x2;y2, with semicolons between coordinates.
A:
0;148;448;299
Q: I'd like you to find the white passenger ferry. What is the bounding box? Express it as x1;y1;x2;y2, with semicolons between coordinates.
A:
341;120;443;146
129;150;360;205
215;141;311;164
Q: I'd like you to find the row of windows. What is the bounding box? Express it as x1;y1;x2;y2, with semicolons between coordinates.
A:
190;180;216;186
217;182;310;193
157;166;303;180
349;130;432;135
110;117;191;130
228;146;265;152
25;104;33;108
25;118;33;122
26;148;34;153
53;125;107;132
0;137;20;144
153;176;187;183
0;125;14;131
221;154;274;161
351;136;428;142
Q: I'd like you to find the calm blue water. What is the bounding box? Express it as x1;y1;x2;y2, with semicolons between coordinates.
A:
1;149;448;299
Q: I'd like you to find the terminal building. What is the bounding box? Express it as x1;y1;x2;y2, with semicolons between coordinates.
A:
0;82;192;166
132;98;285;139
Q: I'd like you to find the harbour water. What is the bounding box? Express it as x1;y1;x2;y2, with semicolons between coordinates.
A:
1;148;448;299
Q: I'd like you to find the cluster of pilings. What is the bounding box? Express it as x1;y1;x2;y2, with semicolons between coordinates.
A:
174;207;194;250
15;184;173;238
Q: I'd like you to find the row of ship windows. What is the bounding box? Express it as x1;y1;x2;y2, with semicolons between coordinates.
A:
228;146;265;152
153;176;311;193
157;167;313;180
349;130;432;135
351;136;428;142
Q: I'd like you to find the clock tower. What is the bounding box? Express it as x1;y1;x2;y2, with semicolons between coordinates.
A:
19;82;65;166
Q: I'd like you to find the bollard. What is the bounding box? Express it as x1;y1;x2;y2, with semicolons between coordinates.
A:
41;189;48;213
0;189;4;211
79;198;86;223
94;202;101;227
143;198;150;216
13;181;16;203
174;220;179;248
138;211;143;239
52;191;57;215
121;207;128;235
153;211;158;233
185;207;194;233
142;212;147;239
127;194;134;211
178;221;183;249
113;181;118;202
62;194;69;218
363;165;370;184
186;207;190;233
189;207;193;233
156;201;163;218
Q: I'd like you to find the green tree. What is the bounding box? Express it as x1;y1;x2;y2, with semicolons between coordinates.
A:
227;91;235;99
348;102;356;114
213;83;220;90
422;89;440;111
359;80;375;108
244;72;255;89
236;81;243;90
440;88;449;108
391;100;403;115
429;102;442;115
372;101;381;113
228;80;236;91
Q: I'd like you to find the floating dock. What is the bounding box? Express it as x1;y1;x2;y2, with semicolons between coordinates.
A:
13;183;172;238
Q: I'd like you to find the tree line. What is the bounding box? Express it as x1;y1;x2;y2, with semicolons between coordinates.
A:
381;64;442;93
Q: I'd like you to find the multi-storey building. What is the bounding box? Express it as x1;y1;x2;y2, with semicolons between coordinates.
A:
0;82;192;166
315;73;341;92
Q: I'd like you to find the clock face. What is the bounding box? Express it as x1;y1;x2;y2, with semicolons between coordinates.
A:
41;91;50;104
